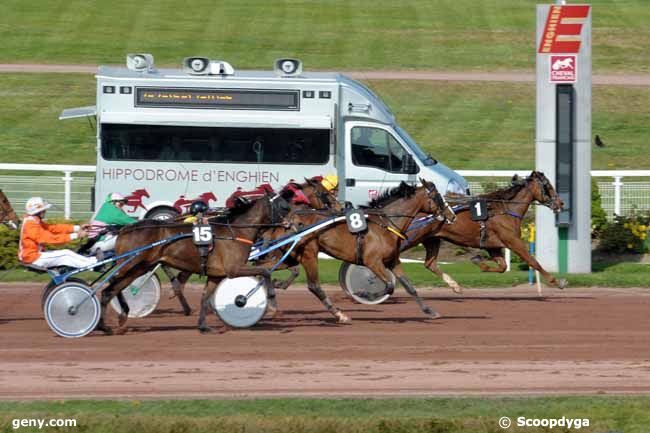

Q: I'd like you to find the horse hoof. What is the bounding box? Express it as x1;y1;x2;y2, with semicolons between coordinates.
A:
335;311;352;324
98;325;113;336
423;308;442;320
114;327;128;336
451;285;464;295
199;326;214;334
470;255;482;265
266;300;279;318
558;279;568;290
183;309;193;316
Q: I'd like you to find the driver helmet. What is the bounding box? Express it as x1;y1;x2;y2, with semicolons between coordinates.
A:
189;200;209;216
321;174;338;192
25;197;52;215
106;192;127;203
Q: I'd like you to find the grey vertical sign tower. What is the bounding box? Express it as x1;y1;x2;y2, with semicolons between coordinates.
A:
535;3;592;273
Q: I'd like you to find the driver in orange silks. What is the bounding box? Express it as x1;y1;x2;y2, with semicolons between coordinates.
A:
19;197;97;269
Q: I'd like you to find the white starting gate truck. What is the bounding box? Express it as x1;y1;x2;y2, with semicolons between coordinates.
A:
62;54;468;218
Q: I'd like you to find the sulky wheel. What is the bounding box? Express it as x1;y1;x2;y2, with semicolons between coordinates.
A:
110;273;161;318
212;277;267;328
41;277;87;310
338;262;394;305
43;281;100;338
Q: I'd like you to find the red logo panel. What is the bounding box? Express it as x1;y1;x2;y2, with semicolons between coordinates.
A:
538;5;590;53
550;55;577;83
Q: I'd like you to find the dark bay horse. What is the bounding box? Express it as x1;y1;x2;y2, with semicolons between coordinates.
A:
161;177;342;315
402;171;565;292
260;180;455;322
99;190;291;334
0;190;19;229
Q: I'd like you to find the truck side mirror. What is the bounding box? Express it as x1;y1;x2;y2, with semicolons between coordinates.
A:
403;154;418;174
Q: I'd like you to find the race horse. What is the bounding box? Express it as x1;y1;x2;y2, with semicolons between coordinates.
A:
260;179;456;322
161;176;342;315
0;190;18;229
98;188;291;334
402;171;566;292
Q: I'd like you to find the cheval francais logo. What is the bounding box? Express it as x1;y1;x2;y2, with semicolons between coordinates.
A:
550;55;577;83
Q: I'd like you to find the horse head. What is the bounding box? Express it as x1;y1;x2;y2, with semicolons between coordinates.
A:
529;171;563;213
302;176;342;211
0;190;18;229
420;179;456;223
265;189;291;225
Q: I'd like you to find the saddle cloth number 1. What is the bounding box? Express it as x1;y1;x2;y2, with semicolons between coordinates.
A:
192;224;213;245
470;199;488;221
346;209;368;233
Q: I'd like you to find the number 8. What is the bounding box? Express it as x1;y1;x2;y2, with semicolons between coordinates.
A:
350;213;363;229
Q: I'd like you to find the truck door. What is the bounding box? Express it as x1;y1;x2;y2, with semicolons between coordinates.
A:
344;121;419;206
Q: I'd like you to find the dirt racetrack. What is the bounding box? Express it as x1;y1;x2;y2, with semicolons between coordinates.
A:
2;283;650;399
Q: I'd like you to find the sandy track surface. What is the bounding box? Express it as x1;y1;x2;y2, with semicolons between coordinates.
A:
1;284;650;399
0;64;648;86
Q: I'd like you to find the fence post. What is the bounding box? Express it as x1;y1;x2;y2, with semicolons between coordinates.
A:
62;170;73;219
613;176;623;216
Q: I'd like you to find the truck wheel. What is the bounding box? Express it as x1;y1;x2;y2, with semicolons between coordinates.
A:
146;207;178;221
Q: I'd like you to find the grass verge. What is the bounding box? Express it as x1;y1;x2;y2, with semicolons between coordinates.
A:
2;75;650;170
2;0;649;73
1;397;649;433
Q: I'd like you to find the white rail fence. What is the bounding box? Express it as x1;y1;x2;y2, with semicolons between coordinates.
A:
1;163;650;220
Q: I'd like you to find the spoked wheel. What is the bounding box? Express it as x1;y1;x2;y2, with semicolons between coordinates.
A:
110;273;161;318
338;262;394;305
41;277;87;310
212;277;267;328
43;281;100;338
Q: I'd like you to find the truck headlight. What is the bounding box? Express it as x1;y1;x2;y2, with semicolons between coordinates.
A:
446;179;466;195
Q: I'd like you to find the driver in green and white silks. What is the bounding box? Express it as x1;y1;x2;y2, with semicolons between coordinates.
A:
87;193;137;254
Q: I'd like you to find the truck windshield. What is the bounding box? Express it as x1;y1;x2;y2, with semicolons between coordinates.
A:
101;124;330;164
394;126;437;166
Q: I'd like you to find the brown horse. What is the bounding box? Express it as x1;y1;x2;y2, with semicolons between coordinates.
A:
0;190;19;229
161;177;342;315
401;171;565;292
98;189;291;334
259;180;455;322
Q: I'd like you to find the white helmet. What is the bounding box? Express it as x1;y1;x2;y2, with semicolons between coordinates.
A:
107;192;127;203
25;197;52;215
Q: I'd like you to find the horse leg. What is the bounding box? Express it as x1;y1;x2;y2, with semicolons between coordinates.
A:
423;238;463;294
392;262;441;319
161;265;192;315
115;291;130;334
302;247;350;323
471;248;507;273
98;278;134;335
98;262;153;335
504;236;567;289
265;274;279;318
488;249;507;272
273;266;300;290
198;278;219;333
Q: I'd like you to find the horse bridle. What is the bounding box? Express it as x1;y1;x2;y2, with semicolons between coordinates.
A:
267;192;291;225
424;183;456;223
531;175;558;210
